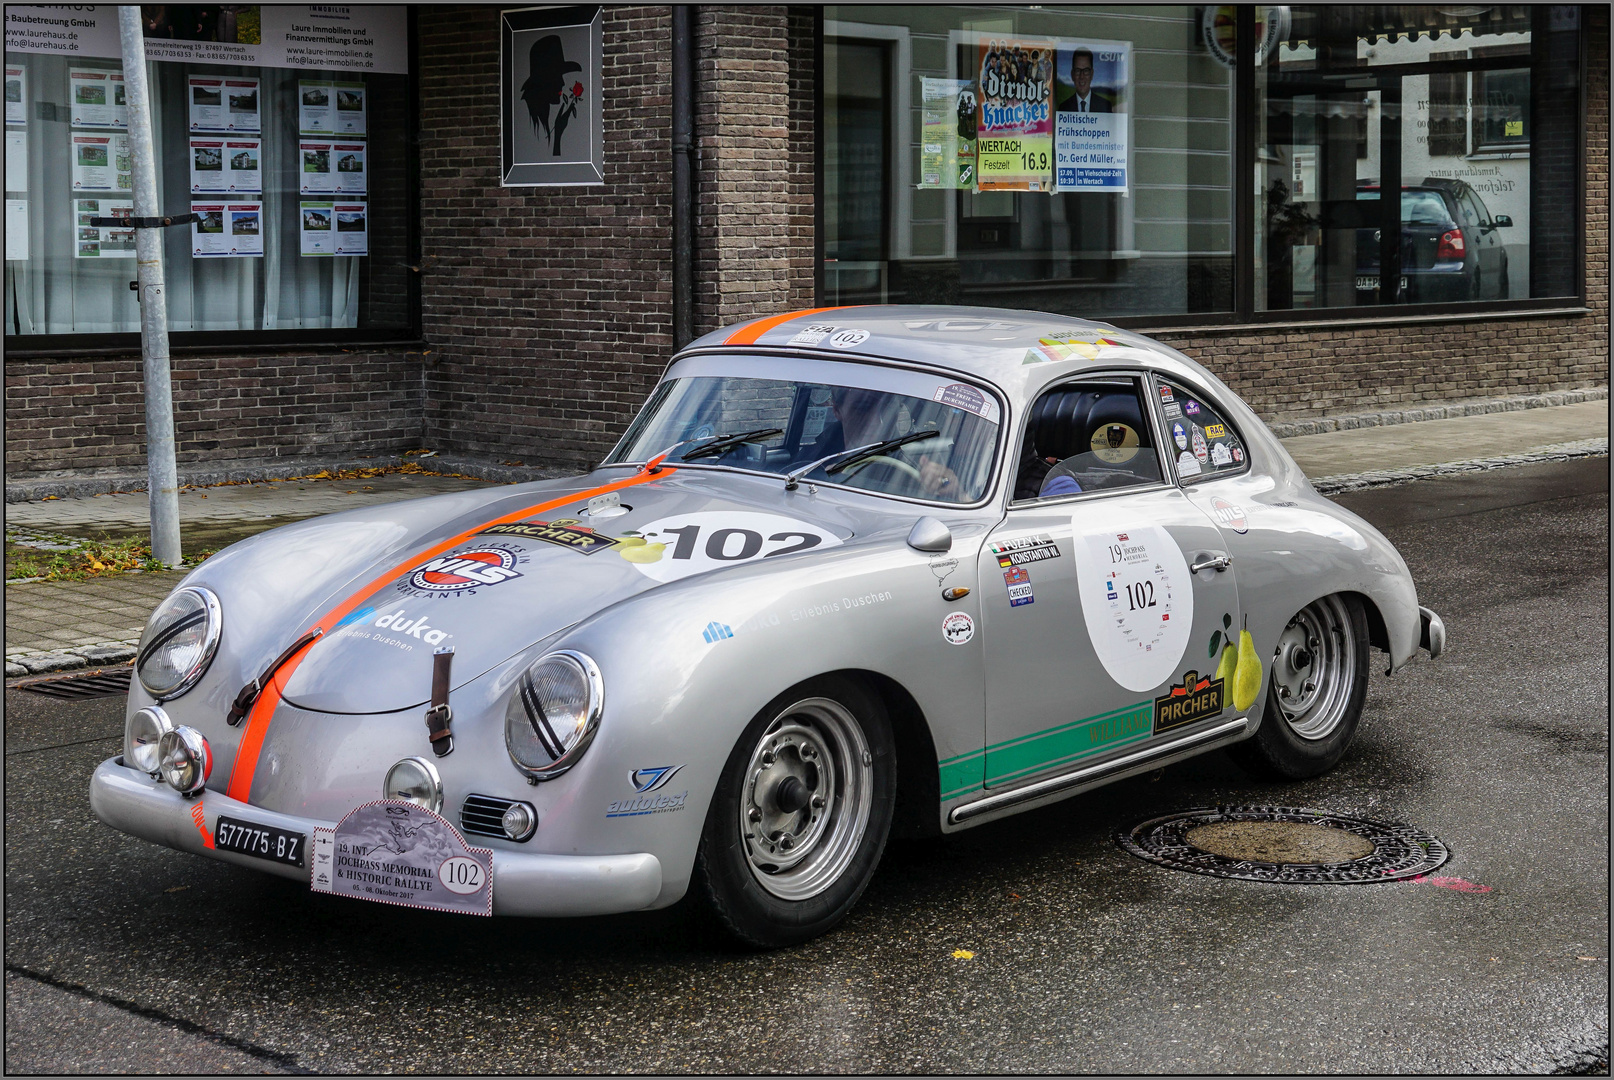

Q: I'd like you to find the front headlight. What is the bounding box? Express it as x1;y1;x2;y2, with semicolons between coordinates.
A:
504;650;603;780
125;705;174;775
136;587;222;700
384;757;444;813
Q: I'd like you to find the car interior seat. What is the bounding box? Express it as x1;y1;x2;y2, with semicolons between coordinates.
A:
1019;384;1157;494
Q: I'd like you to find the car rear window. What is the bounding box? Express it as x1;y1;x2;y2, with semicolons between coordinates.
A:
1402;190;1453;226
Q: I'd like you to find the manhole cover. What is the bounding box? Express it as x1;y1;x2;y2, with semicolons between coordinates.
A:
14;667;133;700
1117;805;1449;883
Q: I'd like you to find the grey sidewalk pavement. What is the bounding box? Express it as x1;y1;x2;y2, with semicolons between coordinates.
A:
5;395;1608;678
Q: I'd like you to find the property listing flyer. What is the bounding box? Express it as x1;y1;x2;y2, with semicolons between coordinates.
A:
300;140;362;194
189;76;260;132
919;78;976;190
6;65;25;125
333;202;368;254
74;197;136;258
1052;40;1131;193
70;132;131;192
332;82;366;134
191;200;265;258
6;129;25;191
190;137;262;194
974;37;1054;192
6;199;27;260
331;142;366;194
69;67;126;128
298;80;334;133
300;199;336;254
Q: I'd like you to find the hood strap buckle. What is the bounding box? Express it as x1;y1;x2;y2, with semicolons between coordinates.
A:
424;646;455;757
226;627;322;726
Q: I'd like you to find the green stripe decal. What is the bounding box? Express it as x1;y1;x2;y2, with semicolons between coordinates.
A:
938;701;1155;800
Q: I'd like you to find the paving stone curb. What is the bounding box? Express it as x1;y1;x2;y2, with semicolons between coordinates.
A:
5;641;138;678
1266;386;1608;439
1311;438;1609;494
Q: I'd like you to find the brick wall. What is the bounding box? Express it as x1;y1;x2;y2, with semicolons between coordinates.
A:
4;349;422;476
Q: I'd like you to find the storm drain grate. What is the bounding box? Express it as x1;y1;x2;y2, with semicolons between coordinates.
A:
1117;805;1449;884
15;668;134;700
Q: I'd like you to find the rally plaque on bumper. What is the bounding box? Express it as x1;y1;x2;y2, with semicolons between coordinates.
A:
310;800;493;916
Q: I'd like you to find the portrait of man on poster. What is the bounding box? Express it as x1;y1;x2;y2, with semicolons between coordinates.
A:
1057;46;1115;113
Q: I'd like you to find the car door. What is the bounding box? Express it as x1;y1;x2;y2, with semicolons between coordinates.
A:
977;375;1242;791
1459;188;1504;290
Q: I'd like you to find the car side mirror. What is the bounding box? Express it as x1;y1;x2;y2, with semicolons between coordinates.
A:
907;516;952;553
1492;215;1513;228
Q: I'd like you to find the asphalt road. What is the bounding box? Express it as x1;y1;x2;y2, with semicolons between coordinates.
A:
5;457;1608;1074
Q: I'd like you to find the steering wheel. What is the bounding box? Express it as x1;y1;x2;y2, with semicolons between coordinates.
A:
840;454;925;486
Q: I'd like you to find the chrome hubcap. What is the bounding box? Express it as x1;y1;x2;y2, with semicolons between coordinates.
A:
740;697;872;901
1272;595;1356;740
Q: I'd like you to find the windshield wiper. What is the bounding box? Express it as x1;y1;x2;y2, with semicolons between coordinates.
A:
783;430;940;491
679;428;783;461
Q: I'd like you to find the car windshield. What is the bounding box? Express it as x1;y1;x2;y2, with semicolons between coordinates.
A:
605;373;1001;503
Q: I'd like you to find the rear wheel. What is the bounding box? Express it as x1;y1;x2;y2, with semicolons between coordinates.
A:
1229;594;1370;780
695;675;895;948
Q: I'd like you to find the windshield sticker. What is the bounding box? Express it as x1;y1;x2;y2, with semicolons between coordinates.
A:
1184;400;1201;416
942;611;975;645
1090;423;1141;464
620;511;843;583
1158;385;1174;403
1232;446;1245;464
1176;450;1201;478
828;328;870;349
1163;402;1182;419
481;519;621;555
1172;422;1188;450
1211;442;1233;467
990;533;1061;568
1003;566;1035;607
1154;669;1225;733
1210;496;1248;534
1073;521;1192;692
933;382;990;417
1204;423;1227;439
1191;427;1209;464
396;545;526;597
787;323;837;346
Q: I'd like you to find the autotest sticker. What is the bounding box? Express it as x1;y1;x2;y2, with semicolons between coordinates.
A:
619;511;843;584
1072;515;1192;692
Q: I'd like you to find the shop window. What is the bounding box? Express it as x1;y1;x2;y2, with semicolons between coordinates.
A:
4;9;413;342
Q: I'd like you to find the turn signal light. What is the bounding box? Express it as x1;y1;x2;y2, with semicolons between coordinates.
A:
1437;228;1466;261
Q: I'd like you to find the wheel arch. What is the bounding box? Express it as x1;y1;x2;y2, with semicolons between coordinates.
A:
832;668;941;840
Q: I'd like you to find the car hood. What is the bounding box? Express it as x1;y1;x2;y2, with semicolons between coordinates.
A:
201;467;896;715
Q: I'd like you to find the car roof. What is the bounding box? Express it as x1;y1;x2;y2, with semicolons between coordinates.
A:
680;305;1218;402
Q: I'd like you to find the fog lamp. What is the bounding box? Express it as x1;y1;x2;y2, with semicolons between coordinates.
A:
384;756;443;814
125;705;174;775
501;802;538;842
157;725;212;796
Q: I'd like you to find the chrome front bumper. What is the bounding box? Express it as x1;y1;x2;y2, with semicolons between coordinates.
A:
1419;605;1446;660
89;757;662;917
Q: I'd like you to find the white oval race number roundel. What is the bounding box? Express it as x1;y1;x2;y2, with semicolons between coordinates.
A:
438;855;486;895
622;511;843;584
1072;520;1191;692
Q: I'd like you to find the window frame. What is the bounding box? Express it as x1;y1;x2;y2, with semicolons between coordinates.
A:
1006;371;1173;511
2;7;423;358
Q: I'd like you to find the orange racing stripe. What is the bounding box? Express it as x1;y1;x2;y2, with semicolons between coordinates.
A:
723;307;847;346
224;467;673;803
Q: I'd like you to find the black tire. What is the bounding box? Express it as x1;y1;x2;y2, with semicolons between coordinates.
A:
695;674;896;949
1228;594;1370;781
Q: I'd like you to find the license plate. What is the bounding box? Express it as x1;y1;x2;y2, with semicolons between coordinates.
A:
1355;276;1377;291
215;815;306;868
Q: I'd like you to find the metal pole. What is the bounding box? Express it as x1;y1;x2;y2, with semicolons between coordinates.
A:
119;6;182;568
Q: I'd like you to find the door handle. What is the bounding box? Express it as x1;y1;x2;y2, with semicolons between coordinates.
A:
1191;553;1232;573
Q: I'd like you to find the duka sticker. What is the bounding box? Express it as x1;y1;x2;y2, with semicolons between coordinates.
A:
1072;518;1192;692
312;801;492;916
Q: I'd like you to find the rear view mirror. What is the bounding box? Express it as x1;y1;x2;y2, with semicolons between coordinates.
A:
1493;215;1514;228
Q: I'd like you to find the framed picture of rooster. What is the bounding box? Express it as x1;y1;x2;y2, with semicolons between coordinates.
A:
501;5;603;186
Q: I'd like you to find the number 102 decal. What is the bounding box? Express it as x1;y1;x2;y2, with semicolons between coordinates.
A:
622;511;844;583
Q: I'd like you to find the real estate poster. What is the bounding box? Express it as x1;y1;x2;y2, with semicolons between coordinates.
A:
333;82;366;135
299;140;333;193
70;132;132;192
300;199;335;254
73;197;136;258
974;37;1054;192
6;65;26;125
191;200;264;257
299;80;334;133
919;78;975;190
6;199;27;260
1052;41;1131;193
331;141;366;194
69;67;126;128
333;201;367;254
191;137;262;193
190;76;260;132
6;129;26;191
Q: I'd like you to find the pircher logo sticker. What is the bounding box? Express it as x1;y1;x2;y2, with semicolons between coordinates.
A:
400;546;523;595
481;518;622;555
1153;669;1225;733
990;533;1061;568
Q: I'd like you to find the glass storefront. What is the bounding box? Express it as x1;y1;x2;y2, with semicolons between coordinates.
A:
824;4;1586;324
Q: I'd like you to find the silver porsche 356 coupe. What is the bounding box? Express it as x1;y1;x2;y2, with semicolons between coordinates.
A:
92;306;1444;946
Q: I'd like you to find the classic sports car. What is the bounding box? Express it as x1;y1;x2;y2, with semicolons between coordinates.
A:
92;306;1445;946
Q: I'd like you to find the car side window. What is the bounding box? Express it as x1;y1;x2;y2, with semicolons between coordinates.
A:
1460;189;1489;228
1157;379;1247;483
1014;378;1163;501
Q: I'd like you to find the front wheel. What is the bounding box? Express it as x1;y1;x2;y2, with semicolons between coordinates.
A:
695;675;895;948
1229;593;1370;780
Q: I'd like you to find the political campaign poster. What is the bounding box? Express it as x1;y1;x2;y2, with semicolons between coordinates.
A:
974;37;1055;192
919;77;976;190
69;67;126;128
6;65;26;125
1052;41;1130;193
70;132;131;192
500;4;604;186
192;200;264;258
73;197;135;258
190;76;260;132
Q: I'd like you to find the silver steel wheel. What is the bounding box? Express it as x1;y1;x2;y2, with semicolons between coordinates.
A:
739;697;874;901
1271;595;1359;740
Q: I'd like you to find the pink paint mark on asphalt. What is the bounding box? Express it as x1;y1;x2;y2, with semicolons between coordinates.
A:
1409;874;1492;893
